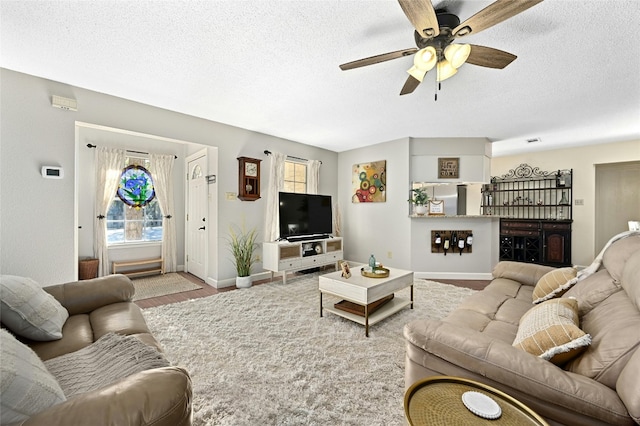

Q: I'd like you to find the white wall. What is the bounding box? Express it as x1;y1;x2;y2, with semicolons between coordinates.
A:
410;217;500;279
338;138;412;269
491;139;640;267
410;137;491;183
338;137;500;278
0;68;338;285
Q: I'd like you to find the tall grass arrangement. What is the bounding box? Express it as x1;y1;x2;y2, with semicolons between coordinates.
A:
227;224;259;277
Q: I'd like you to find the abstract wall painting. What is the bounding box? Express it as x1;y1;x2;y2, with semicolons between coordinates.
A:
352;160;386;203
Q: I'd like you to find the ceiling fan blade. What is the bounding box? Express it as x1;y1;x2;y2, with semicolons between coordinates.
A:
398;0;440;39
339;48;417;71
453;0;543;38
400;75;421;96
466;45;517;69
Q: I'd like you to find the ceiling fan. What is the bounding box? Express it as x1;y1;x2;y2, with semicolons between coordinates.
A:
339;0;543;96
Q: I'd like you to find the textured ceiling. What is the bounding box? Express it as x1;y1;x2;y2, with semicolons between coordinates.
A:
1;0;639;155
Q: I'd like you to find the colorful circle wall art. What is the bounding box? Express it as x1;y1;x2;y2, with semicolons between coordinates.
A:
117;165;156;208
352;160;386;203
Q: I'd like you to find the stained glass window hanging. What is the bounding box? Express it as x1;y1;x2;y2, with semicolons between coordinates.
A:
117;165;156;208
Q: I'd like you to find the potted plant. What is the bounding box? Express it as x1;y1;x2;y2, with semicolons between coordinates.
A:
227;224;259;288
409;187;430;216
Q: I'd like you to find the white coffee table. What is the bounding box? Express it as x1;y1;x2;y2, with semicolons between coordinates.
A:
319;266;414;337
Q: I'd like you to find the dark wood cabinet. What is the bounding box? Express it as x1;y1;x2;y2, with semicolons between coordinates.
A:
490;164;574;267
500;219;572;266
542;222;571;265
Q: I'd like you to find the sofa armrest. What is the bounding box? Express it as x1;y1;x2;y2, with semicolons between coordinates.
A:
492;261;556;286
43;275;135;315
16;366;192;426
405;319;631;424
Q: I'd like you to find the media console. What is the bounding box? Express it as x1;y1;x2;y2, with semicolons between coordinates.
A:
263;237;343;284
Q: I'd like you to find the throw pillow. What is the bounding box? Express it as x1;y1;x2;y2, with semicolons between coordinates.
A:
532;267;578;304
0;275;69;341
0;329;67;424
513;298;591;365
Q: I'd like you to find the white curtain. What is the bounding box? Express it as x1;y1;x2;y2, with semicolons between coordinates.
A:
332;201;341;237
307;159;321;194
264;152;286;242
94;147;125;276
149;153;177;273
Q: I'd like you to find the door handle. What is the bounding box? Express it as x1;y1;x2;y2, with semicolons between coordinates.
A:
199;226;206;230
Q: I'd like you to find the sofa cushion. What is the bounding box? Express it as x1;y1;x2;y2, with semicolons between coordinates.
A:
0;329;66;424
565;289;640;389
616;347;640;424
0;275;69;341
620;249;640;309
532;267;577;304
27;314;95;361
513;298;591;365
602;233;640;283
563;269;621;316
492;261;555;287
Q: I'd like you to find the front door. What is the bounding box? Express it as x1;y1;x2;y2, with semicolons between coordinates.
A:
186;154;207;280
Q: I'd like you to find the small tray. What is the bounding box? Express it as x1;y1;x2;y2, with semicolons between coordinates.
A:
361;267;390;278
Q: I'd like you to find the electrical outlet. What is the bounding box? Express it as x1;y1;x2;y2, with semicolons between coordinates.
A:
387;251;393;259
255;255;261;263
575;199;584;206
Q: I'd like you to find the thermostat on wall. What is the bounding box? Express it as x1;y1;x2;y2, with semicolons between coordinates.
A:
41;166;64;179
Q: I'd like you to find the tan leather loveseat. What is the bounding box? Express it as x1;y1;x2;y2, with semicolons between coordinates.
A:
1;274;192;426
404;232;640;425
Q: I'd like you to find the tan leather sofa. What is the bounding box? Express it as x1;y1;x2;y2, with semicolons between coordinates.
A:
404;233;640;425
9;274;192;426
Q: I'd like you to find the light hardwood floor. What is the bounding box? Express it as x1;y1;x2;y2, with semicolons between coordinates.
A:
134;271;490;309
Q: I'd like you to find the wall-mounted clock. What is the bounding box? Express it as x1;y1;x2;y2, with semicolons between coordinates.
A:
237;157;261;201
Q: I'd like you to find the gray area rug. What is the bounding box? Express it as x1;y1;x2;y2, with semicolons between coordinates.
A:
132;273;202;301
142;272;476;425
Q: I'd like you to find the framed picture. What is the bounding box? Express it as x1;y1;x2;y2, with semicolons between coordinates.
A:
340;261;351;279
438;157;459;179
428;200;445;215
352;160;386;203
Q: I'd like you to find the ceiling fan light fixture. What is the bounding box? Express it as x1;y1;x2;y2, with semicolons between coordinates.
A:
444;44;471;69
436;60;457;82
414;46;437;71
407;65;427;82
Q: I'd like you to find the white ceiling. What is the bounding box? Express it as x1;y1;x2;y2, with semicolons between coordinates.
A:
1;0;639;155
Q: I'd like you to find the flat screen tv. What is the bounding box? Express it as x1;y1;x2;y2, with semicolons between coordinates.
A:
279;192;332;240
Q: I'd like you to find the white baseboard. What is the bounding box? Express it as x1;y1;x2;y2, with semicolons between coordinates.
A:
205;270;492;287
205;271;274;289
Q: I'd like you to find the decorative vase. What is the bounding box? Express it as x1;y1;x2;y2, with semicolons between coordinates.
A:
415;205;427;216
558;191;570;206
236;276;252;289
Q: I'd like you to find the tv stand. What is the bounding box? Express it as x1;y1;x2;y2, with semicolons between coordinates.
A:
286;234;331;242
263;237;343;284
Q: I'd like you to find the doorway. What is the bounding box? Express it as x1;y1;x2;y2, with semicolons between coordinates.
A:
594;161;640;254
186;151;208;280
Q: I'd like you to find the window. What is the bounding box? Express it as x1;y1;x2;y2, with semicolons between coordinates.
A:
283;160;307;193
107;157;163;244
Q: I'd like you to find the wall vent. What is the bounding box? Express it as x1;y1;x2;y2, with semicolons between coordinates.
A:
526;137;541;143
51;95;77;111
